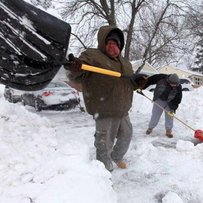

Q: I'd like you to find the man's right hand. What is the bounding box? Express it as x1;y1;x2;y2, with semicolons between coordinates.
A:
64;53;82;72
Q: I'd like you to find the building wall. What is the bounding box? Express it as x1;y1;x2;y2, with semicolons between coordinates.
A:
159;66;191;77
159;66;203;86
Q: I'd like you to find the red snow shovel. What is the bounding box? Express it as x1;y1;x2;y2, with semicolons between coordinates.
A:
137;89;203;141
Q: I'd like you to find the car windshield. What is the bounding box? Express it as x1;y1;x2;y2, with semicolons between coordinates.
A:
46;82;67;88
180;79;190;84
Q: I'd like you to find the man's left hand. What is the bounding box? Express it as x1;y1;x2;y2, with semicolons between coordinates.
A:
131;73;148;90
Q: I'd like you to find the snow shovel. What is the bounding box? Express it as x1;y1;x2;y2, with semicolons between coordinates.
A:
80;64;203;141
0;0;71;91
81;64;127;78
136;89;203;141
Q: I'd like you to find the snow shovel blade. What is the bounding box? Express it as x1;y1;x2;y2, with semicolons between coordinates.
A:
0;0;71;91
194;130;203;142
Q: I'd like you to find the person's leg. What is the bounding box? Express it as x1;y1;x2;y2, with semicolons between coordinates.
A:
165;105;174;137
94;117;120;171
147;99;164;131
111;115;132;166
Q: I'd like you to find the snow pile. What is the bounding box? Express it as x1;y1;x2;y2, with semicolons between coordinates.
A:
1;84;203;203
0;85;116;203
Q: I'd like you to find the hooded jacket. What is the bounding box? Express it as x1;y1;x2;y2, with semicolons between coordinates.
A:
144;74;182;111
69;25;134;118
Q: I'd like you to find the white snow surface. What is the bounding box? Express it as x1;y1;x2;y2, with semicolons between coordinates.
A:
0;84;203;203
2;1;203;202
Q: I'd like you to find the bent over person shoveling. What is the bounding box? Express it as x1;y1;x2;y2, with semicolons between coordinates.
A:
143;73;183;138
64;25;134;172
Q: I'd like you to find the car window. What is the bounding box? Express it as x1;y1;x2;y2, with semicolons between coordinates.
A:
180;79;190;84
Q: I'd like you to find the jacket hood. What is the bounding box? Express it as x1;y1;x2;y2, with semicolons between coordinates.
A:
97;25;125;53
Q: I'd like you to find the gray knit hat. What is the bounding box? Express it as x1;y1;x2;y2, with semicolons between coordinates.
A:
168;73;180;84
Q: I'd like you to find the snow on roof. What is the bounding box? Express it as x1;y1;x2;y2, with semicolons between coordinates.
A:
159;66;203;77
131;60;159;73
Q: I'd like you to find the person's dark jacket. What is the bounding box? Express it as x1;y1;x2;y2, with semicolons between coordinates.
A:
68;25;134;118
144;74;182;111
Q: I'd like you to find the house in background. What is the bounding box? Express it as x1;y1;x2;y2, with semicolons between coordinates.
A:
131;60;159;75
131;61;203;86
158;66;203;86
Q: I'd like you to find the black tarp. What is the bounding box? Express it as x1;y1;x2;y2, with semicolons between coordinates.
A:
0;0;71;90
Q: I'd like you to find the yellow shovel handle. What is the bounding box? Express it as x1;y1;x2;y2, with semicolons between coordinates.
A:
81;64;121;77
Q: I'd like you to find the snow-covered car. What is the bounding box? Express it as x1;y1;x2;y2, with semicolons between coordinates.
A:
147;78;194;92
180;78;194;91
21;81;81;111
4;86;23;103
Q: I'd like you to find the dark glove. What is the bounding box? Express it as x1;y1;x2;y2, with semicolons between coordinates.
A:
167;102;177;113
64;53;82;72
131;73;148;90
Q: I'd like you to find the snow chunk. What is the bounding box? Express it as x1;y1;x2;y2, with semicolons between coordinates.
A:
176;140;194;151
162;191;184;203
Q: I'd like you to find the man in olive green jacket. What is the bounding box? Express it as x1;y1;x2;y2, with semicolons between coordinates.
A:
65;25;134;172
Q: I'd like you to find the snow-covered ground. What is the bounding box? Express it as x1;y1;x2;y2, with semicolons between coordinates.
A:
0;84;203;203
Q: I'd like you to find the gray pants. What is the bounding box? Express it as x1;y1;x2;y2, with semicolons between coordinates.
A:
148;99;173;130
94;115;132;170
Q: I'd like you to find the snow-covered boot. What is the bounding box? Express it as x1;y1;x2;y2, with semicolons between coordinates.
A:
166;129;173;138
116;161;127;169
146;128;153;135
105;160;114;172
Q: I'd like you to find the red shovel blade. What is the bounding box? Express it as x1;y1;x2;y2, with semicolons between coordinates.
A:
194;130;203;141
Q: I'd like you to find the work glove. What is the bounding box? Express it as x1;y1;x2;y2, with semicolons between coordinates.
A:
131;73;148;90
167;110;175;118
64;53;82;72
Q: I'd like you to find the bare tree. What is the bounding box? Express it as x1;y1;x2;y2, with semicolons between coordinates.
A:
120;0;147;59
59;0;147;58
56;0;201;70
30;0;51;9
185;2;203;72
185;2;203;37
133;0;201;71
134;0;172;72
